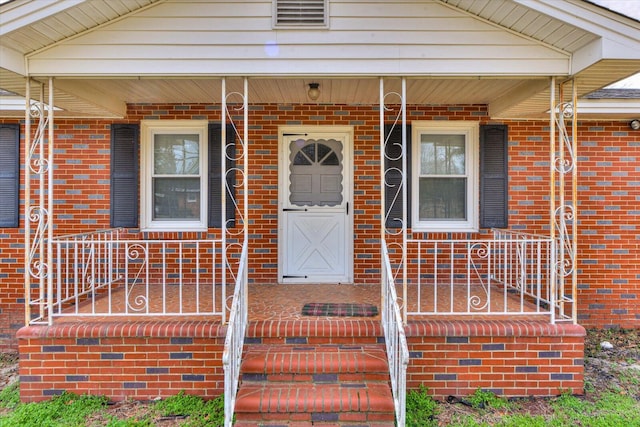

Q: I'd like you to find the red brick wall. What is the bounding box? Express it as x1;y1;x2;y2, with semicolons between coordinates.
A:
507;120;640;328
0;226;23;350
1;107;639;348
406;321;585;399
17;321;225;402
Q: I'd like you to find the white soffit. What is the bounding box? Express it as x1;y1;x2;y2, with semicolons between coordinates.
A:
0;0;161;54
440;0;599;53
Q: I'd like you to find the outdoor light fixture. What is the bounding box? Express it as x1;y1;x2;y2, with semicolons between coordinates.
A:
307;83;320;101
630;119;640;130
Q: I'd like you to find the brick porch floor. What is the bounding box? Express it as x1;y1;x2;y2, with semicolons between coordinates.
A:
54;282;546;322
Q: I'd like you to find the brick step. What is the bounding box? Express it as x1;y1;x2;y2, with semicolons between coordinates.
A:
233;418;395;425
234;383;395;423
234;343;395;425
233;422;394;427
241;344;389;380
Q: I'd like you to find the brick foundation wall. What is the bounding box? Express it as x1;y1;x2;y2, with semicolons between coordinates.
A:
16;318;585;402
16;321;226;402
1;108;639;350
406;321;586;399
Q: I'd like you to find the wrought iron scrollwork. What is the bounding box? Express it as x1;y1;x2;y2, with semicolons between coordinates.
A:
468;242;490;311
552;85;578;321
125;243;148;312
382;91;405;236
554;102;575;174
223;90;248;280
27;97;51;284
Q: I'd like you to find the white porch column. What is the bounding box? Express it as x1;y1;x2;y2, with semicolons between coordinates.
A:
550;77;578;324
380;77;408;323
221;77;249;324
24;77;55;325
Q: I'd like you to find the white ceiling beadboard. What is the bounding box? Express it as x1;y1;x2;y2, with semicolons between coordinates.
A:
0;0;161;54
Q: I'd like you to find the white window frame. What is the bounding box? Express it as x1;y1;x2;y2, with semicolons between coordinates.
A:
140;120;208;232
411;121;479;232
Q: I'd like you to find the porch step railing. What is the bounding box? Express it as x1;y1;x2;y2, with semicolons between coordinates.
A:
31;228;228;324
381;242;409;427
404;229;564;321
222;240;248;427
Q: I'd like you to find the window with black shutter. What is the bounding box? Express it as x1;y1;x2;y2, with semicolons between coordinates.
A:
384;122;508;231
110;124;139;228
111;122;234;230
0;124;20;228
480;124;508;229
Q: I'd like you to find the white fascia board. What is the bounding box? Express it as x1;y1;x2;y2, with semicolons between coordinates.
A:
571;38;604;74
0;95;61;111
600;38;640;60
0;46;25;75
572;38;640;75
578;99;640;115
0;96;27;111
0;0;88;36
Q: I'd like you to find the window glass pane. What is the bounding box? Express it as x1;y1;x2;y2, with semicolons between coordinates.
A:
418;177;466;220
293;151;312;165
301;143;316;162
420;134;465;175
322;152;339;165
154;134;200;175
317;142;331;162
289;139;343;207
153;177;201;220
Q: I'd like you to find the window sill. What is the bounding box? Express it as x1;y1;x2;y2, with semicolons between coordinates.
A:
141;224;208;233
412;224;479;233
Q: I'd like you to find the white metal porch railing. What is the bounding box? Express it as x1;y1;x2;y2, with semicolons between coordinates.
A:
222;240;248;427
30;228;231;324
402;229;572;322
381;242;409;427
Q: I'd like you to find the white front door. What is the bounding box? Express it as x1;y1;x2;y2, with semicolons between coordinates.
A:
278;127;353;284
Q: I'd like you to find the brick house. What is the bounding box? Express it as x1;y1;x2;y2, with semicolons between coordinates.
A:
0;0;639;424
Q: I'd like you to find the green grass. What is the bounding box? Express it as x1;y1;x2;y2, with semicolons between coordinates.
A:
0;386;225;427
465;388;511;410
405;388;640;427
154;390;225;427
406;386;438;427
1;383;637;427
0;391;108;427
0;383;20;410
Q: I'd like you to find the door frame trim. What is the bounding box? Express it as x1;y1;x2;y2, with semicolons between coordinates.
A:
277;125;354;284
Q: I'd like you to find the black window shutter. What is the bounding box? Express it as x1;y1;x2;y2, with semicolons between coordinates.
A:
110;124;139;228
480;124;508;229
208;124;236;228
383;124;411;229
0;124;20;228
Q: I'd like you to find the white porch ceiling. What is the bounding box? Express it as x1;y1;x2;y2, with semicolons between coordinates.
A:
0;0;638;119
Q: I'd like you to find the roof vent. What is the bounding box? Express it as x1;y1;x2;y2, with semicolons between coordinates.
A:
274;0;328;27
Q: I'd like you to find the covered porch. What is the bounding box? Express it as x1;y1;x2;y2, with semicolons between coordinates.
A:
10;1;640;424
16;75;583;427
